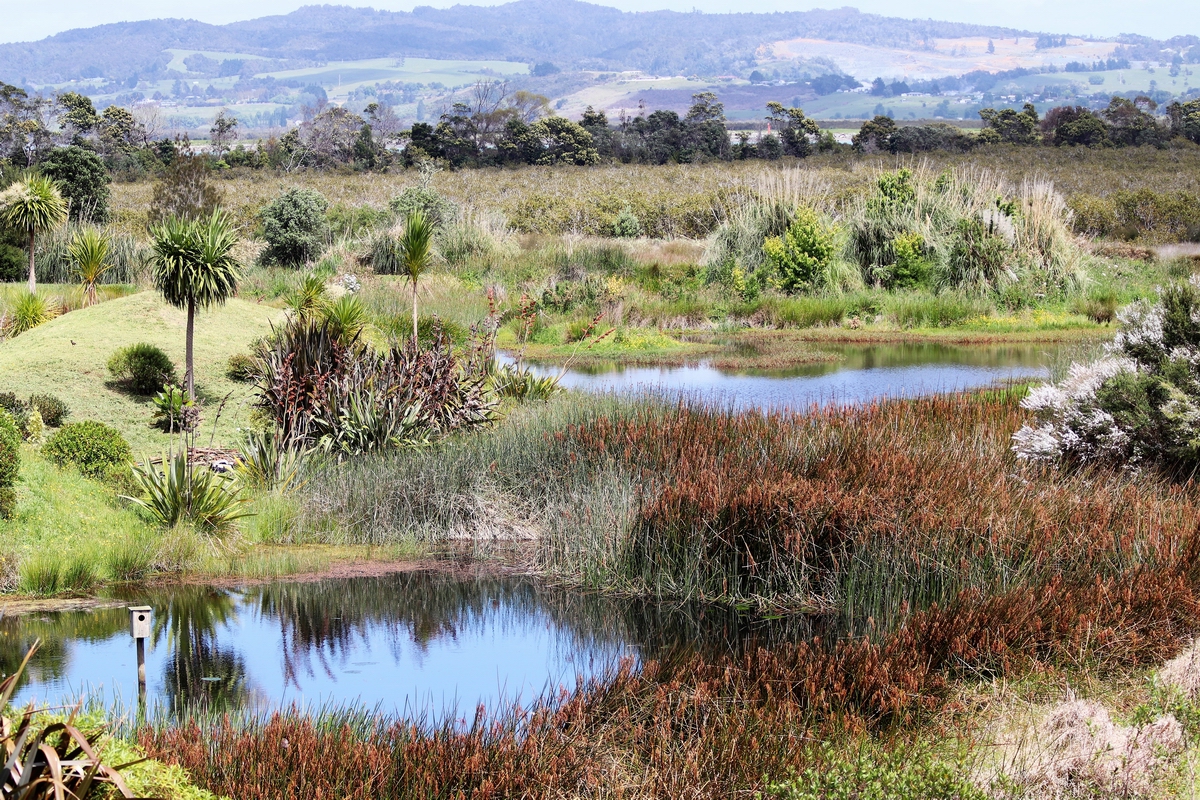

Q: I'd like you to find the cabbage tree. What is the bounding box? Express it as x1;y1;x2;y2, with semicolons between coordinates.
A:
151;211;241;400
0;173;68;294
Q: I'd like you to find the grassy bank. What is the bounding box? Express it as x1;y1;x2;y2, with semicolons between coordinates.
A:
0;291;282;452
0;445;425;597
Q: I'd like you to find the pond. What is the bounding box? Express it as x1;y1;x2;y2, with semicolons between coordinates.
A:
0;571;800;719
514;342;1059;410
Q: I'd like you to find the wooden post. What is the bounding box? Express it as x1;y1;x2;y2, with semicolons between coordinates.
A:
136;638;146;699
128;606;152;709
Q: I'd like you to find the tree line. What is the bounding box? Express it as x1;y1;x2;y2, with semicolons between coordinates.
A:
2;78;1199;202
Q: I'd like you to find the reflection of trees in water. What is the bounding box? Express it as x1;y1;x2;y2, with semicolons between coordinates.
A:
249;573;625;690
1;571;826;716
151;586;250;714
0;608;128;687
247;571;817;692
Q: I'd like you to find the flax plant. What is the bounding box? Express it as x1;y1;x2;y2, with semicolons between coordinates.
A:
67;227;113;306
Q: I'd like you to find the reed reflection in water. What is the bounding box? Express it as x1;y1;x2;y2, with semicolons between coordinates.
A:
0;571;805;718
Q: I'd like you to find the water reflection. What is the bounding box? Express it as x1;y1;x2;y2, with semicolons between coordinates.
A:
512;342;1055;409
0;571;799;718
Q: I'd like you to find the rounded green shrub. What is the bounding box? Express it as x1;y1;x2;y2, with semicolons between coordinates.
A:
388;186;457;230
108;343;178;395
259;188;329;267
27;393;69;427
612;207;643;238
763;206;837;295
43;421;132;478
0;408;21;519
226;353;260;382
0;393;28;435
0;242;24;283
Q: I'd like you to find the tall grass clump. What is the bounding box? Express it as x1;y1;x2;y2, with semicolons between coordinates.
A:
846;165;1086;299
3;290;57;336
884;291;994;328
35;221;146;284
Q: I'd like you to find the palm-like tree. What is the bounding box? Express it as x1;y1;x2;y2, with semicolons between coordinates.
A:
67;227;112;306
396;211;434;341
151;211;241;400
0;174;68;295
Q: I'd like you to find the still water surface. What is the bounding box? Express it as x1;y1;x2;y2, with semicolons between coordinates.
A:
0;571;789;718
518;342;1056;409
1;343;1065;717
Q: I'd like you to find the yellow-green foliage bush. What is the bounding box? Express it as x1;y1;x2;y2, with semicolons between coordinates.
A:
43;421;132;478
1069;189;1200;242
0;408;20;518
763;207;837;294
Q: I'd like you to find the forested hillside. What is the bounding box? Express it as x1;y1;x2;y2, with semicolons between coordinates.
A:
0;1;1031;85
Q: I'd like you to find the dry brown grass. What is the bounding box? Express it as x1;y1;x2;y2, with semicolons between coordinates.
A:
108;145;1200;239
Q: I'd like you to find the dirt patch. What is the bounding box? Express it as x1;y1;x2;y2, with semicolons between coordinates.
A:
0;554;535;617
186;556;531;589
0;597;128;616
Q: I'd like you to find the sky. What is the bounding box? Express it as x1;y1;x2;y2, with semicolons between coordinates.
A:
0;0;1192;45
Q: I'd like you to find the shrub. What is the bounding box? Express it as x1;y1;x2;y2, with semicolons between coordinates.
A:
1068;194;1118;237
0;392;28;435
28;393;69;426
0;408;19;519
43;421;132;478
0;242;24;282
24;408;43;444
259;188;329;267
389;186;457;230
226;353;260;382
883;231;931;289
612;206;643;238
762;207;837;294
5;292;55;336
1071;288;1120;323
1015;278;1200;471
149;148;222;223
126;450;251;531
107;343;177;395
40;145;112;223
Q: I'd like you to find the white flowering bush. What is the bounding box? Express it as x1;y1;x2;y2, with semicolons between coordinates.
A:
1014;278;1200;471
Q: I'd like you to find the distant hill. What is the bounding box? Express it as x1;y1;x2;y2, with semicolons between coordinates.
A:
0;1;1036;84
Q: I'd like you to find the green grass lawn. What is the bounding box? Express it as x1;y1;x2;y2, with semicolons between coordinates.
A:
0;446;155;587
0;290;283;452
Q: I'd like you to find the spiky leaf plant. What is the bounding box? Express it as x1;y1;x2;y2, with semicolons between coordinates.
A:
67;227;113;306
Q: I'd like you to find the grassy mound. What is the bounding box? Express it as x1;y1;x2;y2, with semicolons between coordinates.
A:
0;290;282;452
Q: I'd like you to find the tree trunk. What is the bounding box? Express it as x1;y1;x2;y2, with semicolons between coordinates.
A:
412;279;419;343
26;231;35;295
186;300;196;401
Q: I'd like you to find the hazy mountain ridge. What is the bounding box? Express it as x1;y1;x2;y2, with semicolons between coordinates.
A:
0;0;1039;85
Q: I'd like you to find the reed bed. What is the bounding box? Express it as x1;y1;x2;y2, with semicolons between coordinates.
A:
137;392;1200;799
